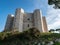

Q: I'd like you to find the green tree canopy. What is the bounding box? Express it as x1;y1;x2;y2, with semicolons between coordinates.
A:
48;0;60;9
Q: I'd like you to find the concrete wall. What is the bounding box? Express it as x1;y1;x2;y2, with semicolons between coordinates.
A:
23;13;33;31
33;9;44;32
4;14;14;31
42;16;48;32
13;8;24;32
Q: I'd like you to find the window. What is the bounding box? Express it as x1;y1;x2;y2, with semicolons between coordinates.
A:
27;18;30;20
28;24;29;27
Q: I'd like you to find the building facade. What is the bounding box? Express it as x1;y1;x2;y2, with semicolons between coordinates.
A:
4;8;48;32
4;14;14;31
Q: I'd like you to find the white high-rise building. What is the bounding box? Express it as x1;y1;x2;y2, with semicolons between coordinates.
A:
4;8;48;32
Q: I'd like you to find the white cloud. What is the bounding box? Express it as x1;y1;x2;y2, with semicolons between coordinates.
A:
33;0;60;30
46;5;60;30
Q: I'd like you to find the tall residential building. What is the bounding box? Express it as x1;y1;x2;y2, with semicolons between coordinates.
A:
4;8;48;32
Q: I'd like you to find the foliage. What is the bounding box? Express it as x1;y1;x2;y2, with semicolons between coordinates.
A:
49;29;55;32
48;0;60;9
53;42;60;45
0;28;60;45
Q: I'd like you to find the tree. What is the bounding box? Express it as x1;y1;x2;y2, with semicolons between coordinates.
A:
56;29;60;33
49;29;55;33
48;0;60;9
53;42;60;45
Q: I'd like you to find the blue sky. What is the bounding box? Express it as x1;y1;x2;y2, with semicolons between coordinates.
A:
0;0;60;32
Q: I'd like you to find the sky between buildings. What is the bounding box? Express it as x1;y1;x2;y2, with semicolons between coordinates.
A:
0;0;60;32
